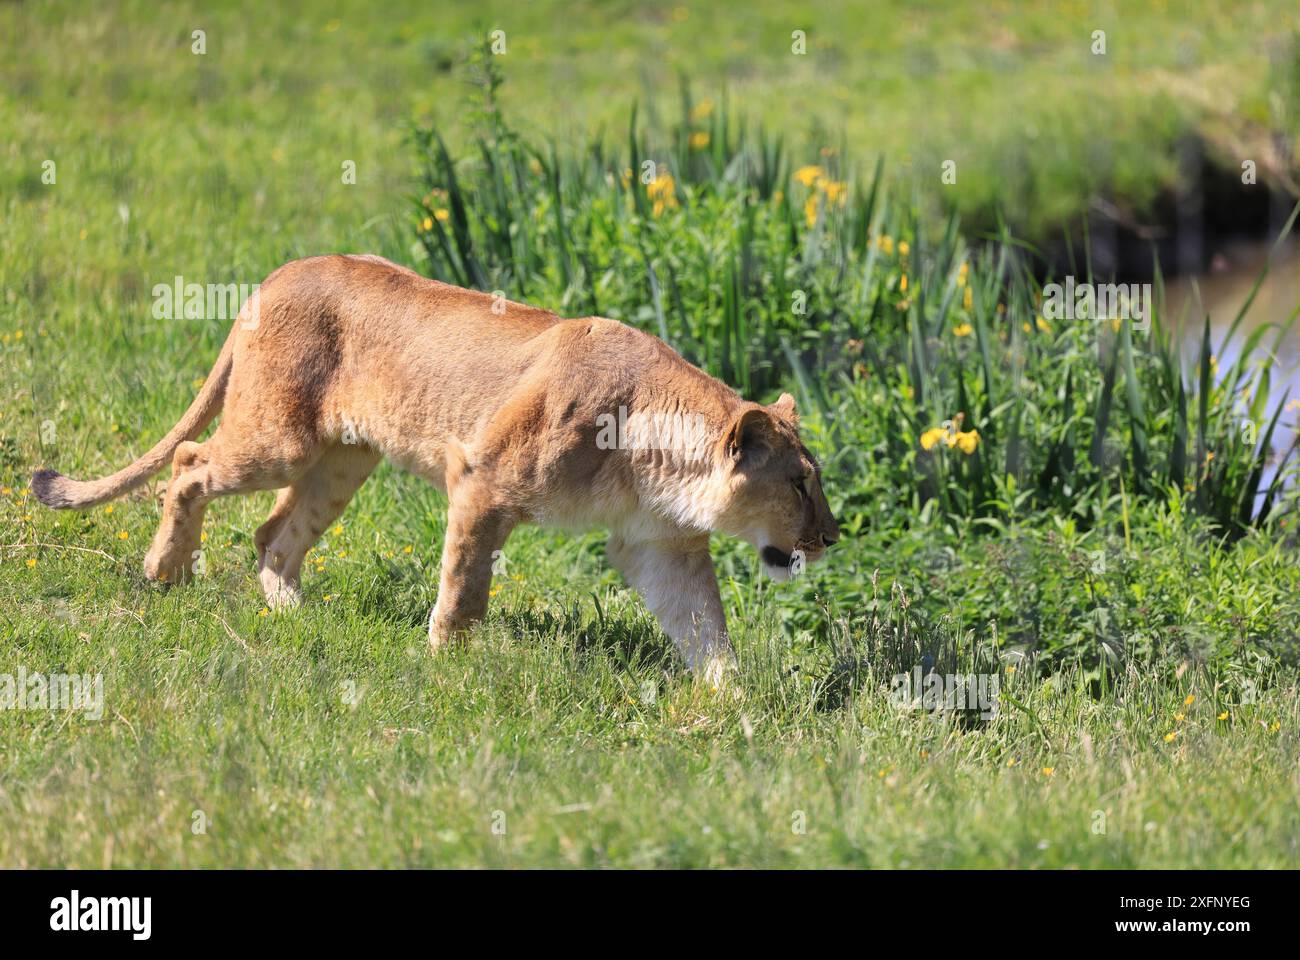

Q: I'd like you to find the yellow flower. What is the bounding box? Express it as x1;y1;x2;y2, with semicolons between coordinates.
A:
1163;731;1178;742
1184;694;1195;706
689;99;713;122
1022;322;1032;333
1006;757;1018;767
26;557;37;568
646;172;676;201
958;261;969;283
879;235;894;254
688;131;710;150
953;323;973;337
793;165;824;188
1217;711;1229;721
919;427;945;451
821;180;847;205
421;217;433;232
434;208;449;222
105;504;114;515
899;274;908;293
403;545;414;555
647;172;678;216
117;530;128;540
898;240;910;257
1042;767;1054;777
1036;316;1051;333
1006;665;1016;674
955;429;980;454
332;525;344;535
1174;712;1184;722
804;194;819;227
259;608;269;617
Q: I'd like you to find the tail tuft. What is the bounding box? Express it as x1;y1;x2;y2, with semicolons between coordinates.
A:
31;469;74;509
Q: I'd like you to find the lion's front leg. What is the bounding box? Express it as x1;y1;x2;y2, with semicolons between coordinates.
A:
428;493;515;651
607;533;735;681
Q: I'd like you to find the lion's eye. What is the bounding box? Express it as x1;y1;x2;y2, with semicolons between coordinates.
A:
793;479;806;501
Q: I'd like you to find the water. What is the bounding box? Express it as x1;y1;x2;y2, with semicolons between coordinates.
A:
1163;238;1300;502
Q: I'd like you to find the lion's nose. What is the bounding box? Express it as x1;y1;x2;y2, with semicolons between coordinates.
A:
820;530;839;548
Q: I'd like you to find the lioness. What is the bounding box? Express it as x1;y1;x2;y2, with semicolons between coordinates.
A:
34;255;838;678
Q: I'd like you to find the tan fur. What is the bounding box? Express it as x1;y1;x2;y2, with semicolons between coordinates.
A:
33;255;839;676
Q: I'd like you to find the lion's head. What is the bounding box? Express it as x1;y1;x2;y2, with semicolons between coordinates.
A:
713;393;839;580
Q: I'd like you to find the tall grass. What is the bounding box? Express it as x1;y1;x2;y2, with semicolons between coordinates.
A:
411;63;1300;541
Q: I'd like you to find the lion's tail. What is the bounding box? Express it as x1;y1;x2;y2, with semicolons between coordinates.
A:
32;318;241;510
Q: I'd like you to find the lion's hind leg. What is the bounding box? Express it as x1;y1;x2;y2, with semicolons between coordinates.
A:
255;443;380;608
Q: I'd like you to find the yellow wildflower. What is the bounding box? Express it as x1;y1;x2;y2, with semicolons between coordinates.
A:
898;240;910;257
955;429;980;454
953;323;973;337
804;194;819;227
793;165;824;187
688;131;710;150
647;172;678;216
821;180;847;205
919;427;945;451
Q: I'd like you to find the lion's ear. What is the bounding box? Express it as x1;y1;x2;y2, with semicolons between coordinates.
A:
723;407;778;464
769;392;798;424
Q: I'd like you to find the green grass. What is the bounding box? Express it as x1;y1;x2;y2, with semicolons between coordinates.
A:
2;2;1300;868
3;544;1298;868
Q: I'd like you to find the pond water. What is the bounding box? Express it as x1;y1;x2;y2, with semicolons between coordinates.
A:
1163;237;1300;499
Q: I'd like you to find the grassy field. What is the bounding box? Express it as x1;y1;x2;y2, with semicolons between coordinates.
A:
2;2;1300;868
